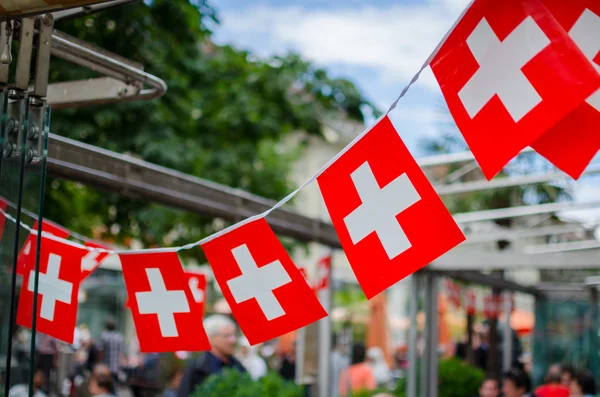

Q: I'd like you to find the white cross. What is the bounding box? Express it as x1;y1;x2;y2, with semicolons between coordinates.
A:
458;16;551;122
227;244;292;321
570;8;600;111
188;277;205;303
135;268;190;337
343;162;421;260
28;254;73;321
81;251;101;272
23;240;31;255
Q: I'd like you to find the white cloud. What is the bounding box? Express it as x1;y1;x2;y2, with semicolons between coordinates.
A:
216;0;471;90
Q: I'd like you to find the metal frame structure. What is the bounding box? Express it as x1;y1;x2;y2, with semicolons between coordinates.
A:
1;3;599;396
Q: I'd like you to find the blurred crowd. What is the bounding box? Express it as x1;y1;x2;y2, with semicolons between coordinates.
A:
476;364;596;397
6;315;598;397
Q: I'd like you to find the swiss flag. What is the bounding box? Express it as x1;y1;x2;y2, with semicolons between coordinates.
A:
465;290;477;316
16;236;87;343
313;255;332;291
0;198;7;243
80;241;111;280
530;0;600;179
16;221;70;276
119;252;210;353
445;279;462;309
430;0;600;179
183;269;207;316
317;117;465;299
483;295;502;319
201;219;327;345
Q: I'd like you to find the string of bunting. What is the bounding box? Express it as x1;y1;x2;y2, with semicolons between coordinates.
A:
2;0;599;352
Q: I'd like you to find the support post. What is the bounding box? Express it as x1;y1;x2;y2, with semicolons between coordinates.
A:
428;274;439;397
420;273;439;397
589;287;598;382
420;274;429;397
503;292;513;371
295;327;306;385
317;260;332;397
407;274;418;397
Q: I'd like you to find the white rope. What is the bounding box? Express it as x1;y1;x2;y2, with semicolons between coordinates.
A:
0;1;476;256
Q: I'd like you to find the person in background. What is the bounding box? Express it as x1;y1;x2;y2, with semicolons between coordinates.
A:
177;315;246;397
9;370;47;397
236;337;267;380
561;365;575;389
367;346;391;387
477;378;500;397
330;334;349;397
278;340;296;382
338;343;376;396
98;317;126;386
569;370;596;397
475;332;489;371
535;365;570;397
163;367;184;397
503;368;536;397
36;333;61;393
88;364;115;397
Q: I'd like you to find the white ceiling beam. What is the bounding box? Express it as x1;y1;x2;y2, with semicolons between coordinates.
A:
436;164;600;196
523;239;600;255
417;147;533;168
462;223;588;244
453;200;600;224
430;249;600;271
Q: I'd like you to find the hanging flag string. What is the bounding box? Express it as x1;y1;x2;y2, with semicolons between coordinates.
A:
0;1;476;256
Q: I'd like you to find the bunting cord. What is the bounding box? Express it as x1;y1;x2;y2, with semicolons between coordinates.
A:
0;1;477;257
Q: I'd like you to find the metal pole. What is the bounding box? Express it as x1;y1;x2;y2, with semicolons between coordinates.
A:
589;287;598;382
318;261;332;397
428;274;439;397
295;326;306;385
407;275;418;397
420;274;429;397
503;292;513;371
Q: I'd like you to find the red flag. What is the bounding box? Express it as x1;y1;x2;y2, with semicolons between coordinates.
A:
313;255;332;291
483;295;502;319
445;279;462;309
17;221;70;275
530;1;600;179
201;219;327;345
80;241;111;280
465;290;477;316
16;237;87;343
0;198;8;243
430;0;600;179
183;269;208;316
119;252;210;353
317;116;465;299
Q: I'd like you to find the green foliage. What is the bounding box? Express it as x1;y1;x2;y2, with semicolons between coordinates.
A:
44;0;377;255
438;358;485;397
348;359;482;397
192;369;304;397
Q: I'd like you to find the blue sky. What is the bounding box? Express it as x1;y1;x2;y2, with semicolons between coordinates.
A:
210;0;600;221
210;0;471;155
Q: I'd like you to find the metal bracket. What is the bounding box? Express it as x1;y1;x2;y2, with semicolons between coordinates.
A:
0;20;12;83
0;1;165;110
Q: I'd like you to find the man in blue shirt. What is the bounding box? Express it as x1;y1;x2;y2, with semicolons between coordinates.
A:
177;315;246;397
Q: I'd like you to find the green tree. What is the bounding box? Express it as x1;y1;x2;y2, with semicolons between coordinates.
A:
45;0;378;256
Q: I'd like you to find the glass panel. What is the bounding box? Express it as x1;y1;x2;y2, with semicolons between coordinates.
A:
1;94;51;397
0;92;36;396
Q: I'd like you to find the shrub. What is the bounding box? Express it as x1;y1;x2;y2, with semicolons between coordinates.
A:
191;369;304;397
438;358;485;397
